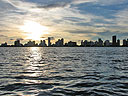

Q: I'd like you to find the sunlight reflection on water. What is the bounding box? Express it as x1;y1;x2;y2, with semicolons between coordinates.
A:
0;47;128;96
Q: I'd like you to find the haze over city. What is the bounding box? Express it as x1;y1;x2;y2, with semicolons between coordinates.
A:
0;0;128;44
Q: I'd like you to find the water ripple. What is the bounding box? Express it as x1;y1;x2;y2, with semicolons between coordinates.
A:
0;47;128;95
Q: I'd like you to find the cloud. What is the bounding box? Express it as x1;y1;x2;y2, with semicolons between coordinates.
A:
37;3;70;10
95;0;128;5
68;29;128;40
0;30;10;32
10;38;14;40
0;35;9;38
72;0;97;5
17;38;24;41
0;34;24;43
1;0;71;12
0;0;128;43
68;30;94;34
114;8;128;28
41;37;46;38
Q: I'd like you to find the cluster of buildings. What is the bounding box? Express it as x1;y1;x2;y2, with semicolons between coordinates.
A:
0;37;77;47
1;35;128;47
81;35;121;47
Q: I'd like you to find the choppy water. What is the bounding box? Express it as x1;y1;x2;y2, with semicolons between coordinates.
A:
0;47;128;96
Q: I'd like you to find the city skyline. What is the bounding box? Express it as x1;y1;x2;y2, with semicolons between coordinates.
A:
1;35;128;47
0;0;128;44
1;1;128;95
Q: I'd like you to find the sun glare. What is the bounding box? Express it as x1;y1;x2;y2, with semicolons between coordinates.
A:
20;20;49;40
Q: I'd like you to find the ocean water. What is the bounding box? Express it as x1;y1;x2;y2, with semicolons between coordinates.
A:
0;47;128;96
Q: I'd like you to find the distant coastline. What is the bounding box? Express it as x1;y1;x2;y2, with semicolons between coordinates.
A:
1;35;128;47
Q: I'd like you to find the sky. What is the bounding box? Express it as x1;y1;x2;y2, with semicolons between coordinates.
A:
0;0;128;44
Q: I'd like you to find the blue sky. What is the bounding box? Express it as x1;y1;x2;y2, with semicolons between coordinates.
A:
0;0;128;44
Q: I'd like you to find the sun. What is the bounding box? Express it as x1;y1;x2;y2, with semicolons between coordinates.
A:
20;20;49;40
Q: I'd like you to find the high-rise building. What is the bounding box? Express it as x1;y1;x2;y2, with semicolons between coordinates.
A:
1;42;8;47
24;41;36;47
14;40;21;47
55;38;64;47
61;38;64;46
117;39;120;47
81;40;84;46
81;40;88;47
48;37;51;47
39;40;47;47
127;39;128;46
98;38;103;46
84;40;88;46
112;35;117;46
104;40;110;47
123;39;127;46
66;41;77;47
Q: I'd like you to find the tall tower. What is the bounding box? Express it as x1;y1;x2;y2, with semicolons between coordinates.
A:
117;39;120;47
48;37;51;47
123;39;127;46
61;38;64;46
112;35;116;46
98;38;103;46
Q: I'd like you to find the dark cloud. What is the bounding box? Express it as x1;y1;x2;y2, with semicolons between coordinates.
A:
0;35;24;41
37;2;69;9
68;29;128;35
41;36;46;38
16;38;24;41
10;38;14;40
68;29;128;39
63;17;85;22
68;30;94;34
0;30;10;32
10;37;24;41
0;35;8;38
96;31;115;36
97;31;128;37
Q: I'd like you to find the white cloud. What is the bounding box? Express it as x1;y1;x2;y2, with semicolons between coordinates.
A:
72;0;97;5
114;8;128;29
0;0;128;42
95;0;128;5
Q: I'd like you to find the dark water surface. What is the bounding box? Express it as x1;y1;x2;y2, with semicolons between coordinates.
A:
0;47;128;96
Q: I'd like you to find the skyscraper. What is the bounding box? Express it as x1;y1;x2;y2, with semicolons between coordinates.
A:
48;37;51;47
39;40;47;47
98;38;103;46
123;39;127;46
55;38;64;47
24;40;36;47
112;35;117;46
81;40;84;46
104;40;110;47
66;41;77;47
61;38;64;46
117;39;120;47
14;40;21;47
